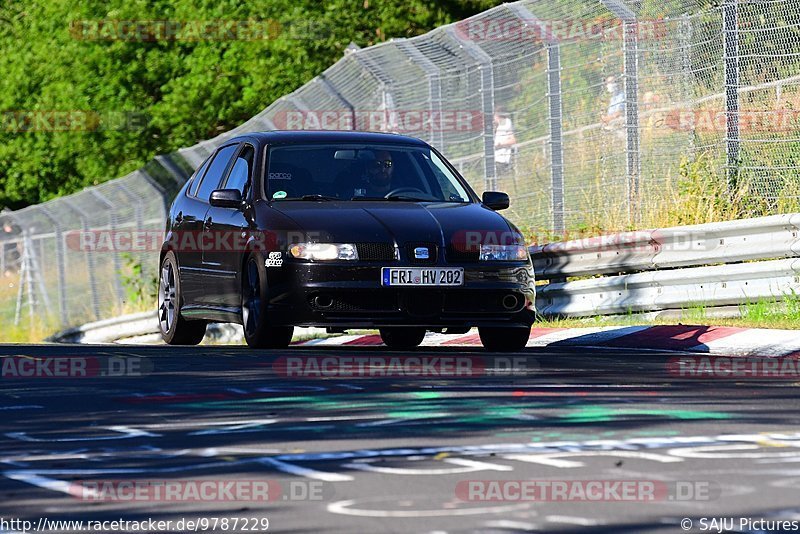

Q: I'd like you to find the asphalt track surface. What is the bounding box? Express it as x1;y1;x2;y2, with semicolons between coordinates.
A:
2;343;800;533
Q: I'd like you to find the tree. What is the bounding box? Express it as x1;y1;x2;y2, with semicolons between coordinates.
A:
0;0;502;209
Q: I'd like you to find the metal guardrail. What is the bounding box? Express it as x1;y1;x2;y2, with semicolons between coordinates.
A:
50;213;800;341
47;311;160;344
532;214;800;317
48;313;325;345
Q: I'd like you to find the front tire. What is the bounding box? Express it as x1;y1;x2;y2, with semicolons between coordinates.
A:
379;327;426;350
158;251;207;345
479;326;530;352
242;254;293;349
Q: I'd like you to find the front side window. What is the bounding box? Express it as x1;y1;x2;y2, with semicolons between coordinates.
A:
195;144;238;201
265;143;472;202
224;145;254;196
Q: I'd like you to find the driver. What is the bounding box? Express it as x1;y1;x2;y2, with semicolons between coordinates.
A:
356;150;394;198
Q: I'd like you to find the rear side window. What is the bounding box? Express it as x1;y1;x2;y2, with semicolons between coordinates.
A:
195;144;238;201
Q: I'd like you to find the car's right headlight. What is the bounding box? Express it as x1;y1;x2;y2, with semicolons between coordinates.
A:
288;243;359;261
479;244;528;261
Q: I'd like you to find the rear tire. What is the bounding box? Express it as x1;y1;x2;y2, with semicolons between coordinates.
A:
478;326;530;352
242;254;293;349
158;251;207;345
379;327;426;350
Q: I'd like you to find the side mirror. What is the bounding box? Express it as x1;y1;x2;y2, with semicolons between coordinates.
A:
482;191;510;211
209;189;244;209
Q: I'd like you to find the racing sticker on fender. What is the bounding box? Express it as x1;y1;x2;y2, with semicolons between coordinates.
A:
266;252;283;267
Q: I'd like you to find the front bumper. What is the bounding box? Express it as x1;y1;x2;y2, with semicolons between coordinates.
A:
264;259;536;328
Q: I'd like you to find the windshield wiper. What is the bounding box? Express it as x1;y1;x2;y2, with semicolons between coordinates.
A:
350;194;432;202
293;194;340;201
385;194;431;202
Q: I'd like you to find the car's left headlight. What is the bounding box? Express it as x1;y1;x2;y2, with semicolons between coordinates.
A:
479;244;529;261
288;243;359;261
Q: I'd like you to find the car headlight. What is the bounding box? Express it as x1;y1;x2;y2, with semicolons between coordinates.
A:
479;244;528;261
288;243;359;261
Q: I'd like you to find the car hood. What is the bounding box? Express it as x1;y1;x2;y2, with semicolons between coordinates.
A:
268;201;519;248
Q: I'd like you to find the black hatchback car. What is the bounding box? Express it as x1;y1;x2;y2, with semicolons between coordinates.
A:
158;131;535;351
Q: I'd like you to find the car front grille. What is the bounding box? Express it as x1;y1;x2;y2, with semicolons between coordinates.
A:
402;292;443;317
443;291;523;313
446;244;480;263
309;292;398;313
356;243;396;261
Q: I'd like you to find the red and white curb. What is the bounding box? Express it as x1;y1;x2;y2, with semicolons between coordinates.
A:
296;325;800;357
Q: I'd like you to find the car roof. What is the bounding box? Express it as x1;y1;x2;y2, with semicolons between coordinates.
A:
226;130;430;147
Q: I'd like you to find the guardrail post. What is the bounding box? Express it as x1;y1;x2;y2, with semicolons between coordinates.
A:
394;39;444;149
40;207;69;326
723;0;741;190
317;75;356;130
446;26;496;192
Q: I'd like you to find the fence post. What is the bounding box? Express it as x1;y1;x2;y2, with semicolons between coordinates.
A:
723;0;741;190
286;95;312;129
602;0;641;226
64;200;102;320
116;183;145;232
318;75;356;130
351;51;395;132
509;4;565;235
395;39;444;149
90;190;125;304
39;207;68;326
254;115;278;131
546;44;565;235
446;26;496;192
154;154;189;185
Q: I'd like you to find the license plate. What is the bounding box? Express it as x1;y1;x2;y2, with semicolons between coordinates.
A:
382;267;463;287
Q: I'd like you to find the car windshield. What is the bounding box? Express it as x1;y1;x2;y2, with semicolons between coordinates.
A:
265;143;472;202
